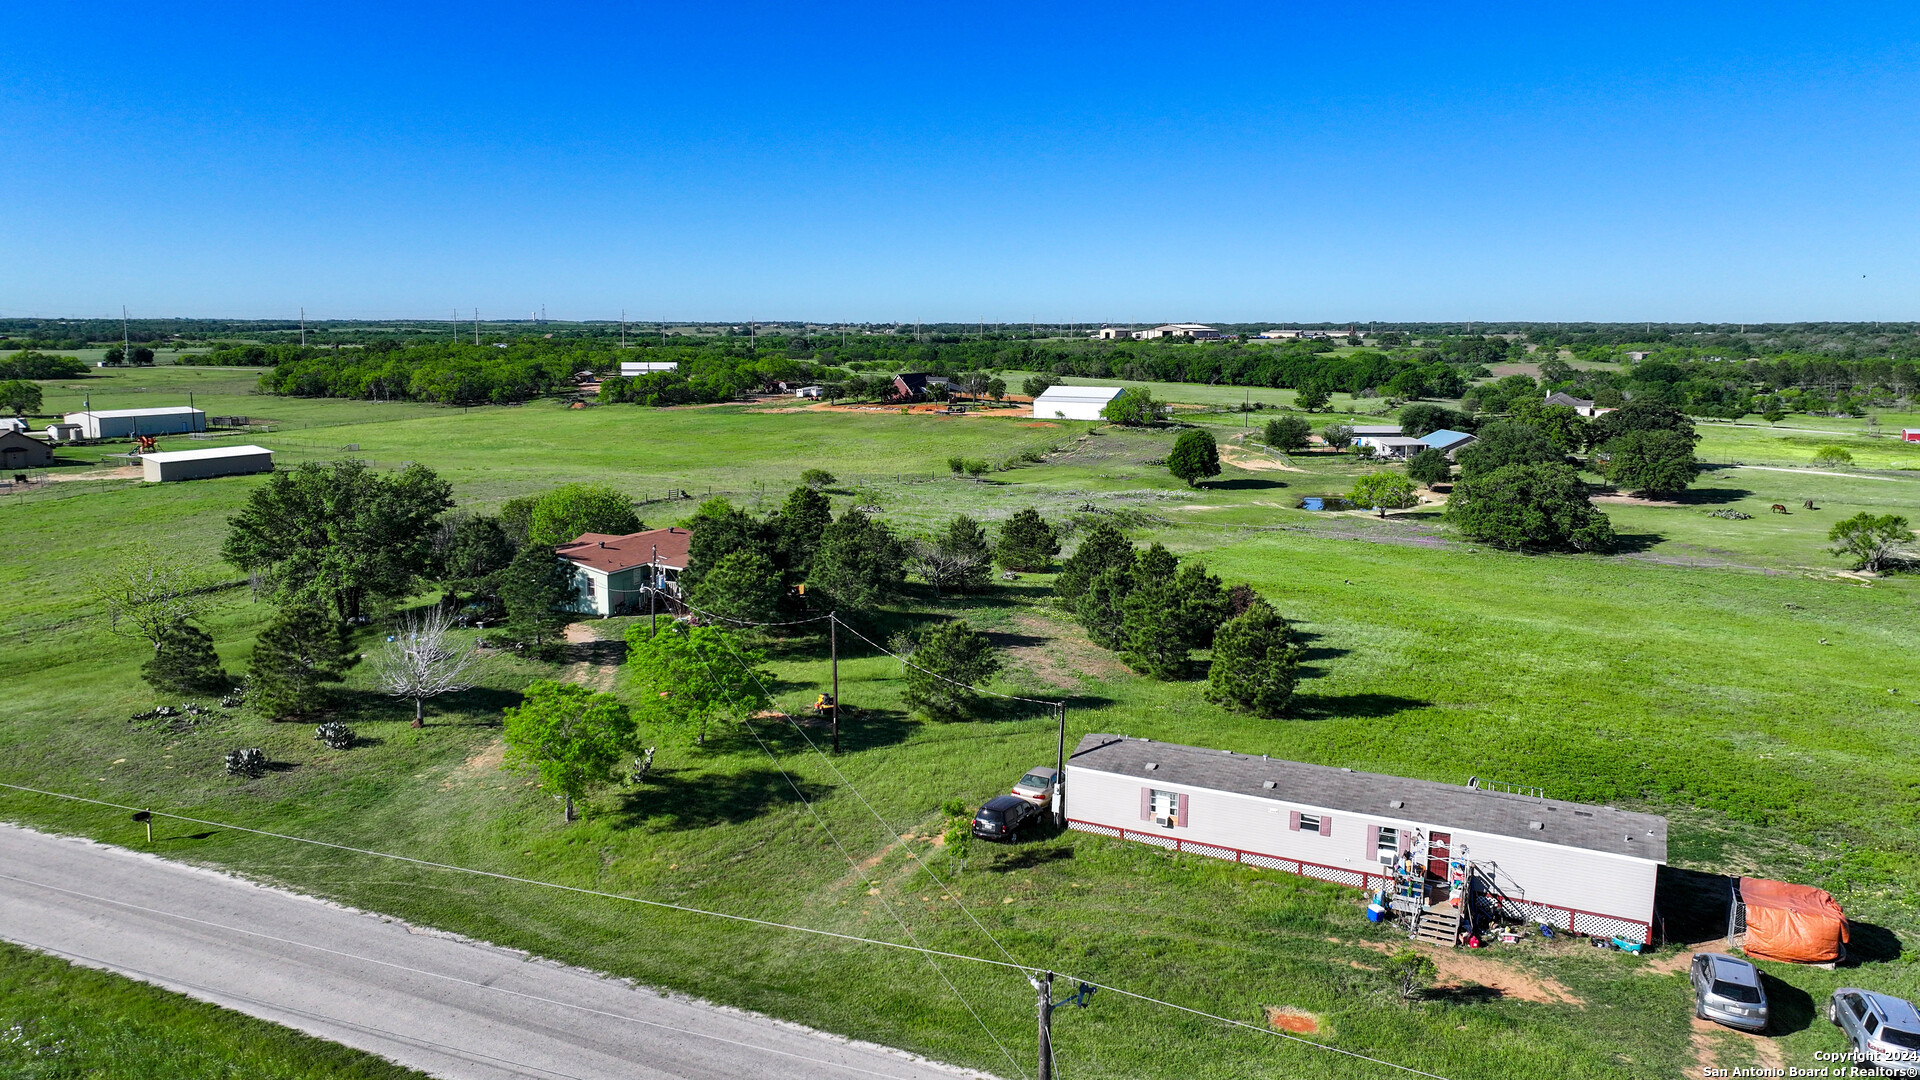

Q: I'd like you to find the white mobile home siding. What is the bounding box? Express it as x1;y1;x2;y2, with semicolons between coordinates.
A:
1066;764;1659;940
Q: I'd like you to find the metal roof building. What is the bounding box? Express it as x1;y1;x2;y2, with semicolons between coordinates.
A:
140;445;274;482
64;407;206;439
1032;385;1123;421
1065;734;1666;942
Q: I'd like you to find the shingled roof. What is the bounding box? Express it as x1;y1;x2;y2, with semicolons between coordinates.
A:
556;527;691;574
1070;734;1666;860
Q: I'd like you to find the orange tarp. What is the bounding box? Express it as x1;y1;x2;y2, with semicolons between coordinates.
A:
1739;877;1849;964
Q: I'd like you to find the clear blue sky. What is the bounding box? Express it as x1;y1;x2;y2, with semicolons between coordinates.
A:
4;2;1918;322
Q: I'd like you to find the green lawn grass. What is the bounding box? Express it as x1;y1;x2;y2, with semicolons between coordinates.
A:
4;370;1919;1078
0;941;427;1079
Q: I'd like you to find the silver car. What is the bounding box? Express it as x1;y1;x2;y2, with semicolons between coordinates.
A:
1831;989;1920;1075
1690;952;1769;1033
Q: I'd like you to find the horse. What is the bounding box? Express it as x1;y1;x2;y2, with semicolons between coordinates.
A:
1771;504;1789;514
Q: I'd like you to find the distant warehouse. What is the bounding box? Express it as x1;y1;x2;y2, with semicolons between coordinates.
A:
64;407;206;439
1032;385;1123;421
619;362;679;376
141;445;275;483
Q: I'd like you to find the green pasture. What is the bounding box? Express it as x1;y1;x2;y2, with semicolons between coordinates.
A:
4;369;1920;1078
0;941;427;1079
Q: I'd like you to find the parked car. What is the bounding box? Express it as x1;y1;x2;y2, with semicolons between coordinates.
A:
1831;989;1920;1075
972;795;1041;843
1010;766;1058;809
1689;952;1769;1032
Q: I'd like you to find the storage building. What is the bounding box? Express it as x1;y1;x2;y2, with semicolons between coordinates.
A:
1032;385;1124;421
0;429;54;469
1420;429;1477;457
64;407;206;439
140;445;274;482
619;362;679;376
1065;734;1666;942
556;527;691;616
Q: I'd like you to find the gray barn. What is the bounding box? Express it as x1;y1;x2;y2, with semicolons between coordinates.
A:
65;407;207;439
141;445;275;482
1065;734;1666;942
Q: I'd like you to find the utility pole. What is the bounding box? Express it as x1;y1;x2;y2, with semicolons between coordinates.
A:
300;307;306;346
474;309;480;346
1053;703;1068;826
122;306;130;363
650;545;659;638
622;309;628;348
830;613;841;754
1036;971;1054;1080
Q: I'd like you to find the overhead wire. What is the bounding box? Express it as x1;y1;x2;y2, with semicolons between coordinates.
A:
0;781;1450;1079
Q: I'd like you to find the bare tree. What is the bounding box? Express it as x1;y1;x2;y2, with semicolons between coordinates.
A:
93;554;222;652
907;538;989;596
372;607;483;726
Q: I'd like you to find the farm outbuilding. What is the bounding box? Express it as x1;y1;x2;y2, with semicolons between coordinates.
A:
0;418;26;434
556;527;691;616
140;445;275;482
619;362;679;376
64;407;206;439
1032;385;1123;421
1065;734;1667;942
0;429;54;469
1420;429;1477;457
1903;429;1920;443
44;423;83;443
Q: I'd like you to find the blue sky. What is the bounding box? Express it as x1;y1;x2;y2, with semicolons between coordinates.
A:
3;2;1918;322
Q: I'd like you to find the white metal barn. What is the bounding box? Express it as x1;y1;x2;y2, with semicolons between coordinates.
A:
619;362;679;376
141;445;275;482
1064;734;1666;942
1031;385;1123;421
64;407;206;439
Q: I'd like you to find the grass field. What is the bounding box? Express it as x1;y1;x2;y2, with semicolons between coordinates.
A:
4;366;1920;1078
0;941;427;1079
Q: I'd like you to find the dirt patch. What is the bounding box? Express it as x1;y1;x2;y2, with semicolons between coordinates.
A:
37;465;143;483
1690;1016;1784;1074
558;622;623;691
1000;612;1130;688
1020;422;1058;428
1642;948;1705;975
1593;493;1694;509
1218;447;1306;473
1264;1006;1323;1034
1349;941;1583;1006
459;738;505;777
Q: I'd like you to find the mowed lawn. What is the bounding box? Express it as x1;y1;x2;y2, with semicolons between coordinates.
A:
4;374;1920;1078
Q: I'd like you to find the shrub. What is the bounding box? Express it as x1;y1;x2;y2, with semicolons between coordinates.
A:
995;507;1061;571
1829;512;1914;571
800;468;836;489
224;748;267;777
1101;387;1158;426
1812;444;1855;467
1055;521;1133;602
901;620;1001;721
314;722;355;750
1205;598;1302;716
142;624;231;696
1262;415;1312;452
248;600;357;719
1319;423;1354;450
1603;428;1697;496
1349;472;1418;517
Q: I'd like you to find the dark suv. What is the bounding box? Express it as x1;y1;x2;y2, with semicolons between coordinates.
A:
972;794;1040;843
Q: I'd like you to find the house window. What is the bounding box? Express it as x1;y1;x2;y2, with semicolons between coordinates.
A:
1377;826;1398;863
1297;813;1321;834
1150;789;1179;828
583;576;596;598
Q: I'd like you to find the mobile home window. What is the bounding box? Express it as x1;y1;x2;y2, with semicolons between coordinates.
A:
583;576;596;598
1376;826;1398;863
1150;789;1179;828
1297;813;1321;834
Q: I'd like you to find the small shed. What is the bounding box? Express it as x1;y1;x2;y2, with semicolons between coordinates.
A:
0;429;54;469
1032;385;1123;421
1064;734;1667;942
65;407;206;439
44;423;83;443
140;445;274;482
1732;877;1848;964
1356;436;1430;459
1902;429;1920;443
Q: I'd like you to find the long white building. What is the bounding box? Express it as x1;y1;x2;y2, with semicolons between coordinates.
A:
1064;734;1665;942
63;407;206;439
1031;385;1123;421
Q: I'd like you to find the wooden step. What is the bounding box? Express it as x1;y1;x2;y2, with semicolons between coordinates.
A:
1412;910;1463;947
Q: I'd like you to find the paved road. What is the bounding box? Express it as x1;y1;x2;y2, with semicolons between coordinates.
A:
0;824;991;1080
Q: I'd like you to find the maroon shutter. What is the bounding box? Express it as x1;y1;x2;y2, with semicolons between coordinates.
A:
1140;788;1151;821
1366;824;1379;857
1288;810;1301;832
1175;793;1189;828
1318;815;1332;837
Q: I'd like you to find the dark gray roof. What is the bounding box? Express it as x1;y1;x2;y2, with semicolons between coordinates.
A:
1069;734;1666;861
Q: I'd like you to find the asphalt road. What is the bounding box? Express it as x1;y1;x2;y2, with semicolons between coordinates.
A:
0;824;992;1080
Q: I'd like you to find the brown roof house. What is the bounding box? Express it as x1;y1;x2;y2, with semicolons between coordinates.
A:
0;429;54;470
555;528;691;616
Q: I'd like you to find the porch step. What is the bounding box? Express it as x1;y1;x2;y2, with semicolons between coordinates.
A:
1412;909;1463;948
